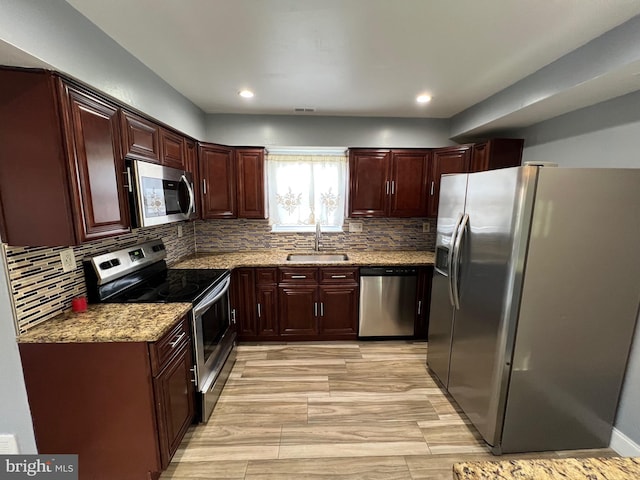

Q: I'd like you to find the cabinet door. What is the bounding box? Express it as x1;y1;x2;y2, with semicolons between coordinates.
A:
415;267;433;339
236;148;267;219
389;150;431;217
199;144;237;218
348;150;390;217
470;142;490;173
62;84;130;242
318;284;358;337
120;111;160;163
428;146;471;217
160;128;186;170
231;268;257;338
278;285;318;336
257;284;279;337
153;342;195;469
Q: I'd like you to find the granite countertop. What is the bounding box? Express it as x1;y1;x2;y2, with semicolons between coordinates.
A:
172;250;435;269
453;457;640;480
18;303;192;344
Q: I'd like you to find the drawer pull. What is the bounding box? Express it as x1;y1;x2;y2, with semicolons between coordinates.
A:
291;275;307;279
169;332;186;348
331;275;347;279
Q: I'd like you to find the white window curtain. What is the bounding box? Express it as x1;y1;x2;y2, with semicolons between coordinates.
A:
267;151;347;231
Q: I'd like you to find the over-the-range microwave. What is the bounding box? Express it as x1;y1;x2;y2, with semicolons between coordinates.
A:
126;159;196;228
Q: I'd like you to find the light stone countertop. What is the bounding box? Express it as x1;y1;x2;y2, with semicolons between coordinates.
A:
18;303;192;343
453;457;640;480
172;250;435;269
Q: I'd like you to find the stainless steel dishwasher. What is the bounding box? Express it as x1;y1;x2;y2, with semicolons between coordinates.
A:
358;267;417;337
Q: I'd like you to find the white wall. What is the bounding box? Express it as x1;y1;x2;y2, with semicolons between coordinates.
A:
0;0;206;139
0;252;36;453
206;114;454;147
517;90;640;447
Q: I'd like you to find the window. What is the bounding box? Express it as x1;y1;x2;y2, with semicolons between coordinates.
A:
267;149;347;232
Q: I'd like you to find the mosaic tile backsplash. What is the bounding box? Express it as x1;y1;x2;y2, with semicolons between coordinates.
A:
5;222;195;333
195;218;436;253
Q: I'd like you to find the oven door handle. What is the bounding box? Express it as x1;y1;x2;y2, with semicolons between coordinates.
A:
193;275;231;318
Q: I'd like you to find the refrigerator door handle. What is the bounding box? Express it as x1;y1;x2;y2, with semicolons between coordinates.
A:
452;213;469;310
447;213;464;307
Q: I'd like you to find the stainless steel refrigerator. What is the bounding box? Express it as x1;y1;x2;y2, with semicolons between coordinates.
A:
428;165;640;454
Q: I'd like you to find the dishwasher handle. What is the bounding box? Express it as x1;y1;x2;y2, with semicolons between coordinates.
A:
359;267;417;276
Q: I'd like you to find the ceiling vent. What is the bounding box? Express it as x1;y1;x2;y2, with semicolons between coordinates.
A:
294;107;316;113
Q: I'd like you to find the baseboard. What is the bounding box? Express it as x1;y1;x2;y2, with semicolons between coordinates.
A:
610;427;640;456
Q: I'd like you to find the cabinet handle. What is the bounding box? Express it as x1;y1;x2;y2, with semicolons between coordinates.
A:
231;308;237;324
417;300;422;315
124;168;133;193
331;275;347;279
257;303;262;317
169;332;186;348
189;367;197;384
430;181;434;196
391;181;396;194
314;302;318;316
291;275;307;279
202;179;207;195
321;302;324;317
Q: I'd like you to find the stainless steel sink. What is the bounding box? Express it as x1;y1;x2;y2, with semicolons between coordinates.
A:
286;253;349;262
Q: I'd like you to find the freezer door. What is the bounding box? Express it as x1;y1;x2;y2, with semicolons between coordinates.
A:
500;168;640;453
447;167;537;447
427;173;468;388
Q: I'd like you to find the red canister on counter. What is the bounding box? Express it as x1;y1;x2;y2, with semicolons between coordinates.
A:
71;296;87;312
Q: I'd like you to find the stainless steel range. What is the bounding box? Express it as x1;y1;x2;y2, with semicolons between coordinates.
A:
84;239;236;422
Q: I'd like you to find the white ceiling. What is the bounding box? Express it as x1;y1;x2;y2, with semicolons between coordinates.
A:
48;1;640;119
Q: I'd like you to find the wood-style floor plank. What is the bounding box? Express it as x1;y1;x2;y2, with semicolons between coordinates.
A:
161;341;617;479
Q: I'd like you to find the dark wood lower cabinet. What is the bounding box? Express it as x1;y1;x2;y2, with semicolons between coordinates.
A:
153;341;195;469
278;284;319;336
318;284;359;336
19;316;194;480
257;282;279;336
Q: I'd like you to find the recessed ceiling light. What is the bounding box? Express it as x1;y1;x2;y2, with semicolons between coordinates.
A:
416;94;432;104
238;89;254;98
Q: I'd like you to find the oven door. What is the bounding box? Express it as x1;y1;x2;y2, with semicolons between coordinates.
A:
129;160;196;227
192;273;236;422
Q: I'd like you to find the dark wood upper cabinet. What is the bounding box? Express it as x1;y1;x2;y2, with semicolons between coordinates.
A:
388;150;431;217
428;146;471;217
236;148;267;219
160;128;186;170
199;144;237;218
349;149;431;218
470;138;524;173
0;69;131;246
120;110;161;163
61;84;131;243
348;150;391;217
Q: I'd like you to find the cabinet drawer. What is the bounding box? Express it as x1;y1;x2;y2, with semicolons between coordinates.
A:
256;267;278;285
149;316;191;375
279;267;318;284
320;267;359;284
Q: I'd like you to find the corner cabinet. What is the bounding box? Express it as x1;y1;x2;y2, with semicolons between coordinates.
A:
348;149;430;218
428;146;472;217
19;316;195;480
0;68;131;246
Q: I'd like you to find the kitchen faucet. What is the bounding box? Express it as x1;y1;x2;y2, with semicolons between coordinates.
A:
314;222;321;251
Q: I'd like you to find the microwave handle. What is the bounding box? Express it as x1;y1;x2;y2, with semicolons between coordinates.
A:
180;174;195;216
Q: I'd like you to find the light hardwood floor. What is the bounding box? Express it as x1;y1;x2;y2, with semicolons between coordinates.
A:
161;342;615;479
